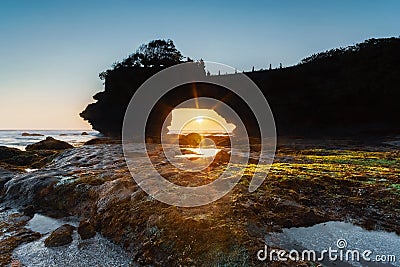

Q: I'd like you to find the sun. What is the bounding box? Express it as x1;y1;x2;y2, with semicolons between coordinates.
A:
167;108;236;134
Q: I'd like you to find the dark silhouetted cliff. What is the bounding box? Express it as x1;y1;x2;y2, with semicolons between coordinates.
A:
80;37;400;137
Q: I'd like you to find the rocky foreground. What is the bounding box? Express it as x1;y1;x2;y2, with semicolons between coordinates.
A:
0;137;399;266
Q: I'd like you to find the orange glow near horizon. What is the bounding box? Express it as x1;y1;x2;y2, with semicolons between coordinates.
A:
167;108;236;134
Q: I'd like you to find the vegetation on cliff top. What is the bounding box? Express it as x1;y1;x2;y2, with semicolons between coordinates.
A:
99;39;187;80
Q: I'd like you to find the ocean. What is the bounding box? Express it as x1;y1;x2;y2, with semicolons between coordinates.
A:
0;130;99;150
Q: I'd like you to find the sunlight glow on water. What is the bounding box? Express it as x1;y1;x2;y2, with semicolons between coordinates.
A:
175;148;221;158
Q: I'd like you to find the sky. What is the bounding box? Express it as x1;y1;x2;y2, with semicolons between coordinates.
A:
0;0;399;130
168;108;236;134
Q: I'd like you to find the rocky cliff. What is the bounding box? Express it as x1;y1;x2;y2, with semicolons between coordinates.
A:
81;37;400;137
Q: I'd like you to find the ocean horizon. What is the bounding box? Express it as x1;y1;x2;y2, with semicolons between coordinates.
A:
0;130;99;150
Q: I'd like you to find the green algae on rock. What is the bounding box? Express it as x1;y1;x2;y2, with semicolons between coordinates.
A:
1;138;400;265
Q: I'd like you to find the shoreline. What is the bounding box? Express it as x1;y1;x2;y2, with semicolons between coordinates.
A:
1;135;399;265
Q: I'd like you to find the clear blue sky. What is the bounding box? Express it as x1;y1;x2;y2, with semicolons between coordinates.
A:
0;0;399;129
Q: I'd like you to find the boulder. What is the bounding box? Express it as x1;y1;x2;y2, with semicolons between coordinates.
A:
44;224;75;247
22;205;36;218
26;137;73;151
209;135;231;147
78;219;96;239
210;150;230;167
0;146;40;168
81;132;89;135
0;146;23;161
21;132;44;136
84;138;120;145
179;133;203;146
0;146;59;172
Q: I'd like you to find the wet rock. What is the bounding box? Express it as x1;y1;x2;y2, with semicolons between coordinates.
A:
84;138;121;145
179;133;203;146
2;171;59;208
78;219;96;239
21;205;36;218
208;135;231;147
96;176;137;213
0;146;46;170
81;131;89;135
214;150;230;163
0;146;24;160
0;210;41;266
2;139;399;266
0;168;14;189
4;153;37;166
44;224;75;247
21;132;44;136
1;230;41;265
209;150;231;167
178;134;231;148
26;137;73;151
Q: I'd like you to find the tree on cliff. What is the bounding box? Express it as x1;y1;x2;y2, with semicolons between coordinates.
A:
81;39;205;136
99;39;184;80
